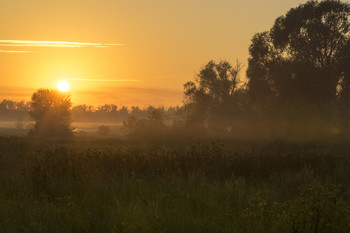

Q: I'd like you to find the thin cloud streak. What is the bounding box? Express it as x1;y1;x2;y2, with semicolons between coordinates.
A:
0;50;32;53
0;40;124;48
72;86;182;107
69;78;140;82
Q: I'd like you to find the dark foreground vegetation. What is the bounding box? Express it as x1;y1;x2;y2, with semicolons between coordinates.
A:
0;136;350;233
1;1;350;232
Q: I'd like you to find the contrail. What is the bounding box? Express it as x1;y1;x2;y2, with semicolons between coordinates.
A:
69;78;140;82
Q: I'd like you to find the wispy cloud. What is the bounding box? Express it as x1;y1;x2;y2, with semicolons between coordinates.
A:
69;78;140;82
0;40;123;48
73;86;182;107
0;50;33;53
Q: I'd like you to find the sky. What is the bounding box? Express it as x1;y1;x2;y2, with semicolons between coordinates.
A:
0;0;315;107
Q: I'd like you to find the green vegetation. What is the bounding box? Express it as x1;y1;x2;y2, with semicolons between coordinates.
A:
0;136;350;233
1;1;350;232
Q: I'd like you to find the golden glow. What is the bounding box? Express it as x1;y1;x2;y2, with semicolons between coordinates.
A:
0;0;307;106
57;81;69;92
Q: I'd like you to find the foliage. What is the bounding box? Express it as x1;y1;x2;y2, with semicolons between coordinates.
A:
0;137;350;232
247;0;350;121
277;183;350;233
28;88;74;138
184;60;248;132
241;183;350;233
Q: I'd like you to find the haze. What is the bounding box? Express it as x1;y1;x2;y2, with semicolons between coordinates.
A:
1;0;308;107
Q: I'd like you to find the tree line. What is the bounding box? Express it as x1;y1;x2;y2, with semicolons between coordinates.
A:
3;0;350;140
0;99;181;123
183;0;350;140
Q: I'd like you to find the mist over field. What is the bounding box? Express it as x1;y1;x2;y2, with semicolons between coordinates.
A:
2;0;350;232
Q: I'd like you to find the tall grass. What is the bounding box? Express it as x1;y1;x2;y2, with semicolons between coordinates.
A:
0;137;349;232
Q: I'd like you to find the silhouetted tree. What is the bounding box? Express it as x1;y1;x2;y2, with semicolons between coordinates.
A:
184;60;247;132
28;88;74;137
247;0;350;121
337;39;350;128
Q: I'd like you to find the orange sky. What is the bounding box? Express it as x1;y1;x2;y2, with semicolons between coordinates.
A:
0;0;312;107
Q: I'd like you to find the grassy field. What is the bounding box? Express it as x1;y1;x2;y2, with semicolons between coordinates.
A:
0;136;349;233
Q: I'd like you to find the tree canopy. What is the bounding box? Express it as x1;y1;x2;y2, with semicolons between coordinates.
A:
247;0;350;118
184;60;247;132
29;88;74;137
179;0;350;138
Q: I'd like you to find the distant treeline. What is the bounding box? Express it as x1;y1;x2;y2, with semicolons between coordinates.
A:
71;104;182;123
0;99;30;121
0;99;181;124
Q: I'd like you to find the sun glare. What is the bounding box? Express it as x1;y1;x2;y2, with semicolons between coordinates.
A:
57;80;69;92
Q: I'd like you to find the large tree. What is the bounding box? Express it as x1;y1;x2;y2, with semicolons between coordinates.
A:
29;88;74;137
247;0;350;119
183;60;247;132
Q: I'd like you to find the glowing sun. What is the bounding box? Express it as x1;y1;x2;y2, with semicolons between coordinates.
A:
57;80;69;92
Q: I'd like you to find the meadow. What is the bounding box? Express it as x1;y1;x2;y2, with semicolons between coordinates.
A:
0;136;349;233
2;0;350;232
